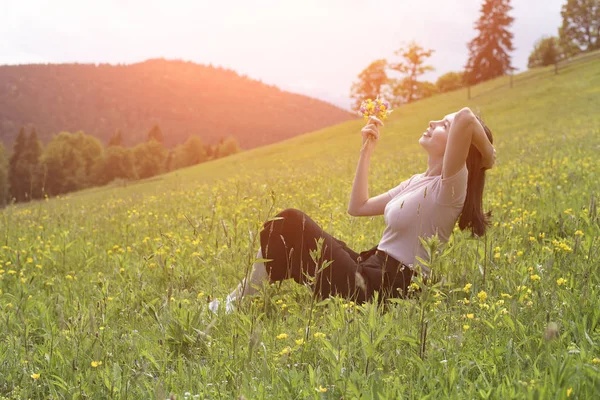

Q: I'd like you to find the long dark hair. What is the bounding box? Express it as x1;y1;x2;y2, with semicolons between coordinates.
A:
458;114;493;237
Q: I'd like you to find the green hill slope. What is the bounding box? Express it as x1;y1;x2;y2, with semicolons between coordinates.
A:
1;53;599;398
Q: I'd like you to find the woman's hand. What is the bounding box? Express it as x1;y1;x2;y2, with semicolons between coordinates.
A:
361;116;383;151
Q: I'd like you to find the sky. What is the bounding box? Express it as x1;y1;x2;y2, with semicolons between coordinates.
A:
2;0;565;110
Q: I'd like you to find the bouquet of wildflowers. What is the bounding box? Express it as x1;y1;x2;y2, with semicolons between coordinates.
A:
358;97;392;149
358;97;392;121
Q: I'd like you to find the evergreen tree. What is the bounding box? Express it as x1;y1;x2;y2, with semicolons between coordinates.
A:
387;41;435;105
147;124;164;144
349;59;388;111
559;0;600;55
9;127;27;202
108;129;124;147
0;142;8;207
464;0;515;85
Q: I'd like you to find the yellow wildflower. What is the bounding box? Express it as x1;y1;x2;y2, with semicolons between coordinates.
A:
316;385;327;393
313;332;326;339
557;278;566;286
567;388;573;397
295;338;304;346
466;314;474;319
31;373;40;380
276;333;288;340
463;325;470;331
463;283;472;294
91;361;102;368
477;290;487;303
279;346;291;356
530;274;540;281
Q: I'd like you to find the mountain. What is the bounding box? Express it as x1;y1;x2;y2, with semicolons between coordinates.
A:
0;59;355;149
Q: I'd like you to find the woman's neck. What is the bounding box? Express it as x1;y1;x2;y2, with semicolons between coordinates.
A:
424;155;443;177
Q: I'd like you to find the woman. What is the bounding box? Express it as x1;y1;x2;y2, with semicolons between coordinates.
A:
210;107;495;313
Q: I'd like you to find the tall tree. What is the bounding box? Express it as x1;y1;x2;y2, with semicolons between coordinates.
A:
349;59;388;111
464;0;515;85
387;41;435;105
147;124;164;144
0;142;8;206
559;0;600;55
8;127;27;202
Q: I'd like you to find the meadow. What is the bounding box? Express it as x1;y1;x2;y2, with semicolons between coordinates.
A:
1;54;600;399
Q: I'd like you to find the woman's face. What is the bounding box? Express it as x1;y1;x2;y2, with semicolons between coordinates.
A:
419;112;457;157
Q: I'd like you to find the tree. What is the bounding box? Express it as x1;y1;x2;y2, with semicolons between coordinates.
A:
214;136;241;159
97;146;135;184
559;0;600;55
436;71;465;93
22;128;44;199
133;140;168;179
147;124;164;144
349;59;388;111
8;127;27;202
464;0;515;85
172;135;209;169
40;131;104;196
108;129;124;147
0;142;8;207
387;41;435;105
528;36;562;68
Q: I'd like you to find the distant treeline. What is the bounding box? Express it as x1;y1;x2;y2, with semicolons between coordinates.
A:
0;59;353;150
0;124;240;205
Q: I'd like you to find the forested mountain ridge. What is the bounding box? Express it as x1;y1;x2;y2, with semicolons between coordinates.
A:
0;58;354;149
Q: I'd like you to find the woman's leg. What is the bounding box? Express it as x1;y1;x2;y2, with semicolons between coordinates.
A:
260;208;367;302
226;247;268;301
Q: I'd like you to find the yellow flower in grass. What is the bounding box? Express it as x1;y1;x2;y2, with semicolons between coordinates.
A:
279;346;291;356
591;357;599;365
567;388;573;397
316;385;327;393
463;283;472;294
466;314;474;319
530;274;540;281
295;338;304;346
31;373;40;380
557;278;566;286
313;332;326;339
276;333;288;340
477;290;487;303
91;361;102;368
463;325;470;331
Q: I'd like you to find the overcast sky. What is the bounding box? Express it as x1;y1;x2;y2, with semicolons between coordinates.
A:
2;0;564;109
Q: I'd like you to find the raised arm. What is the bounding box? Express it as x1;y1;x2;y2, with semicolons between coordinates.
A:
347;117;394;217
442;108;495;180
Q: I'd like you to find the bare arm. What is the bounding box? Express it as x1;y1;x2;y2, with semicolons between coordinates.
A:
442;108;495;179
347;117;394;216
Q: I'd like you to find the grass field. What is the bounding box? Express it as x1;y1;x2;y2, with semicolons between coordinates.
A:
1;54;600;399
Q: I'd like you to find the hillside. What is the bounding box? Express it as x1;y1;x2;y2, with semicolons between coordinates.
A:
2;54;600;398
0;58;354;149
